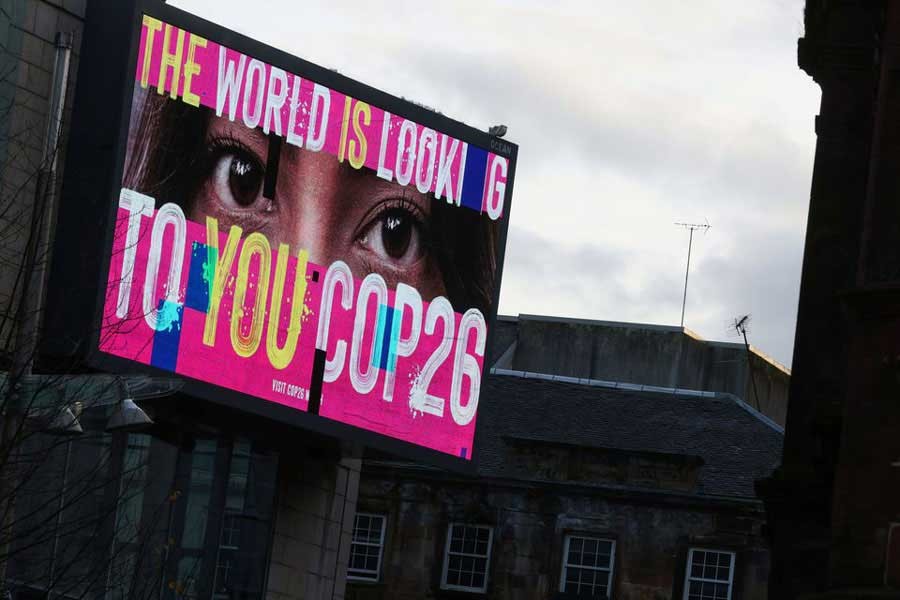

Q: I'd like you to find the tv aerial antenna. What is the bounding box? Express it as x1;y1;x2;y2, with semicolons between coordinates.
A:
675;220;711;327
732;314;762;411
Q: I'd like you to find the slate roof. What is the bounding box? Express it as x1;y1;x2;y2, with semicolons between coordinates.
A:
475;373;784;500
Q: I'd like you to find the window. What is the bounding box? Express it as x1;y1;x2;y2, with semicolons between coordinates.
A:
220;513;241;549
440;523;494;592
683;548;735;600
559;535;616;598
348;513;386;581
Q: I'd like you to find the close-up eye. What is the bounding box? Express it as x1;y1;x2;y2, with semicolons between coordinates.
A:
206;140;268;211
357;201;427;267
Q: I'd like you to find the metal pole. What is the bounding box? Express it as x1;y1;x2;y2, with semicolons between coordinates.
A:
680;227;694;328
741;327;762;412
10;31;73;380
675;221;709;328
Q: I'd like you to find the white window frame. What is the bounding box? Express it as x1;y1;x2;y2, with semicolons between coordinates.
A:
347;512;387;582
440;523;494;593
558;535;616;598
682;547;736;600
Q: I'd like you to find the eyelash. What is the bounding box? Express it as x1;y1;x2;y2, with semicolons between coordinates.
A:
204;135;268;196
359;197;428;238
197;134;277;237
356;196;432;272
205;134;262;165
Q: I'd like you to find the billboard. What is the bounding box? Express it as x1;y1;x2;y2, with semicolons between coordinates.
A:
89;4;515;467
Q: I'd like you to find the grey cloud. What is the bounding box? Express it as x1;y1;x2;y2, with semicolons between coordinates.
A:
690;228;804;365
501;222;803;367
395;49;814;222
171;0;812;367
501;227;685;323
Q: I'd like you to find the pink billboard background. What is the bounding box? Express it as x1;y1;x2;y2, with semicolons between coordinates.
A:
97;15;505;460
102;194;483;458
136;15;509;218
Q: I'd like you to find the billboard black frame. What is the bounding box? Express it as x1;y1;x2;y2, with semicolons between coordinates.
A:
55;0;516;475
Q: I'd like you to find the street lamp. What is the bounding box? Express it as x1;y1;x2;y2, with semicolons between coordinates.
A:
105;397;154;433
46;405;83;436
106;378;155;432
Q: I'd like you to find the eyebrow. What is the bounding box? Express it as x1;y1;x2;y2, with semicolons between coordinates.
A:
210;118;270;152
338;159;435;204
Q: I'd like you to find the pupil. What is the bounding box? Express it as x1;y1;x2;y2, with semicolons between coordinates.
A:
228;156;261;207
381;209;412;259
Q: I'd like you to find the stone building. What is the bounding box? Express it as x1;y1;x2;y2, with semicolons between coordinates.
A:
493;315;790;427
346;316;784;600
759;1;900;598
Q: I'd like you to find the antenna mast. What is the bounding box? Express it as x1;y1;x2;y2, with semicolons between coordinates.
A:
733;314;762;411
675;220;711;327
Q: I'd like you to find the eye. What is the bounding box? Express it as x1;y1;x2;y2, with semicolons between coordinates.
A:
357;202;426;266
208;147;267;210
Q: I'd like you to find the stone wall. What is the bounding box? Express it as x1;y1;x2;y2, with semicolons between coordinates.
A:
506;315;790;426
267;452;361;600
347;469;770;600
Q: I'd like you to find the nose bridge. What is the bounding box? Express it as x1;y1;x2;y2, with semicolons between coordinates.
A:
277;149;343;265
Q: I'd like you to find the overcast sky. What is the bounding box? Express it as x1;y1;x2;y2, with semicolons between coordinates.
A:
170;0;819;368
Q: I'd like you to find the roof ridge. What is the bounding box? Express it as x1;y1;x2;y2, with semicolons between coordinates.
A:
488;368;784;436
715;392;785;434
489;368;719;399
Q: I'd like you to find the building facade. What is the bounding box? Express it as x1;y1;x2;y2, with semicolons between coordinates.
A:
346;317;785;600
760;1;900;598
4;383;360;600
